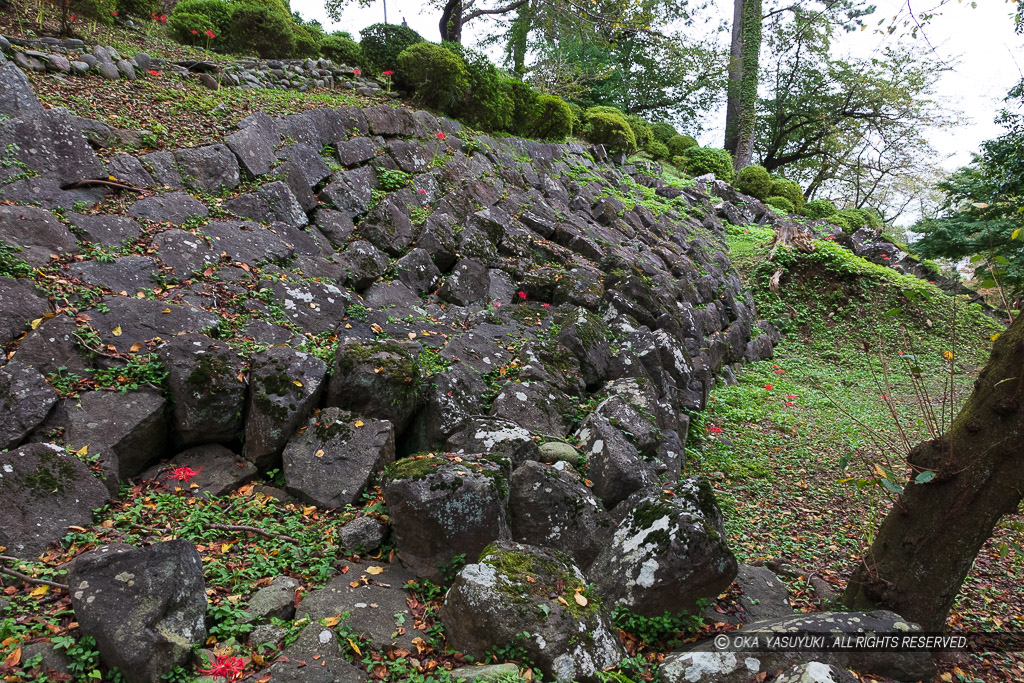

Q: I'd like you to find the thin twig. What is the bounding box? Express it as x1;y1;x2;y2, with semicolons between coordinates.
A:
0;564;69;591
206;523;302;545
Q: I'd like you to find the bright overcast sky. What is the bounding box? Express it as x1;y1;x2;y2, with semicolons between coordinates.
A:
293;0;1023;171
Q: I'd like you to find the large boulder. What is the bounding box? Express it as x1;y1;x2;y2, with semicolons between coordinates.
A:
283;408;395;509
244;346;328;469
590;480;738;616
325;339;420;436
174;144;240;194
575;414;658;509
0;205;79;266
406;363;487;451
443;541;624;682
0;363;57;450
84;297;220;354
69;540;208;683
0;108;106;186
262;622;365;683
489;380;574;437
0;443;109;559
157;334;246;446
384;454;510;580
0;276;47;345
508;460;612;568
556;307;613;389
65;389;169;488
0;61;45;120
660;611;935;683
128;192;209;225
446;417;541;466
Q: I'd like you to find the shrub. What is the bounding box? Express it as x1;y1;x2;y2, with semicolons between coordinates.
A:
227;2;295;58
169;11;215;41
169;0;230;37
646;140;670;160
768;177;804;210
292;23;323;59
116;0;160;18
625;115;654;150
835;208;875;231
829;215;853;233
443;42;513;132
584;108;636;155
74;0;118;23
360;22;424;72
531;95;573;142
734;164;771;200
680;147;734;182
666;134;698;157
801;198;838;219
396;42;469;113
765;195;795;213
650;122;678;143
567;102;585;135
321;33;363;66
507;80;539;137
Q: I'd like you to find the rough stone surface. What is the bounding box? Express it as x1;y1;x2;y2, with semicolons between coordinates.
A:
174;144;240;194
0;276;47;345
263;622;365;683
0;61;45;119
244;576;300;624
339;516;388;553
443;541;624;682
0;443;109;559
141;444;257;496
283;407;395;509
0;362;57;450
590;480;738;616
69;213;143;246
0;205;79;266
128;192;209;225
326;339;420;435
69;540;207;683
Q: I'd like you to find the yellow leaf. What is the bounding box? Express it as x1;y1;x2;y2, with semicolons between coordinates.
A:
29;585;49;598
943;350;954;361
374;366;383;374
939;674;953;682
76;445;88;457
322;615;341;627
293;380;303;387
3;646;21;667
407;332;416;339
30;317;44;330
108;175;118;182
991;333;1001;341
347;638;362;656
873;463;885;477
573;592;588;607
354;420;364;428
100;519;114;528
252;653;265;666
1012;228;1022;240
345;323;352;329
302;506;317;516
111;325;123;337
162;308;171;314
556;596;569;607
365;566;384;575
314;449;325;459
221;543;233;553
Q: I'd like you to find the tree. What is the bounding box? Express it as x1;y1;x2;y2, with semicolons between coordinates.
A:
912;82;1024;306
724;0;761;168
841;312;1023;631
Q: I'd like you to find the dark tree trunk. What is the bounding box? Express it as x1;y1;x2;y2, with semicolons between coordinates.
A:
440;0;464;43
842;315;1024;631
724;0;762;169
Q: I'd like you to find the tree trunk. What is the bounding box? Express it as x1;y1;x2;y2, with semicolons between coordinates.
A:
724;0;762;169
440;0;463;43
842;315;1024;631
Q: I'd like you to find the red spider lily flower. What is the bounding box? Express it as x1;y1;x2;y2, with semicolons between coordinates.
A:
492;301;501;307
147;69;159;76
352;68;361;75
160;14;167;21
542;303;551;308
517;291;527;301
382;70;394;76
706;426;724;434
773;369;784;375
764;384;773;391
168;466;199;482
784;401;796;407
417;188;427;194
880;394;888;400
111;10;117;15
205;29;216;38
436;132;446;140
785;394;799;400
197;655;246;681
191;29;198;34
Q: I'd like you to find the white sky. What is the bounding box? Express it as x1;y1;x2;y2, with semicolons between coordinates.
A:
293;0;1023;171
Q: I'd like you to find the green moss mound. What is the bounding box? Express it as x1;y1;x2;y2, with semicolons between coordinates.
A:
226;2;295;58
768;177;804;211
646;140;670;160
532;94;574;142
650;122;678;143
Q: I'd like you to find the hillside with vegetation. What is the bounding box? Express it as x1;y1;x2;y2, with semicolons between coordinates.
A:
0;1;1022;683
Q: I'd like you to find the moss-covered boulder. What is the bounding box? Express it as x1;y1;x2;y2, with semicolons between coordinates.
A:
325;339;421;436
0;443;110;559
384;453;511;580
489;380;575;438
590;479;737;616
442;541;624;682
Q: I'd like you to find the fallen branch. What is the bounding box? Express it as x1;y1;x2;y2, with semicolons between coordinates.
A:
206;524;302;545
64;179;147;194
0;559;70;591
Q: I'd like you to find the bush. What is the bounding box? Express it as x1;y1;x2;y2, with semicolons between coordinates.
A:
666;134;698;157
801;198;838;219
169;0;230;37
567;102;585;135
169;11;215;40
768;177;804;211
650;122;678;143
507;79;539;137
116;0;160;18
835;208;875;231
292;23;323;59
734;164;771;200
360;22;423;72
74;0;117;23
584;108;636;155
226;2;295;57
646;140;670;160
625;115;654;150
829;215;853;233
444;42;513;132
680;147;734;183
396;42;469;113
532;95;573;141
321;33;363;66
765;195;795;213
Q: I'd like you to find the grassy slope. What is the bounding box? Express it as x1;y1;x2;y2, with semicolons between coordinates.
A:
698;224;1023;682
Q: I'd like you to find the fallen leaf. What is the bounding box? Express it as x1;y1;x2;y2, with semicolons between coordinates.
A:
556;596;569;607
573;592;588;607
323;615;341;627
221;543;233;553
314;449;325;459
354;420;365;428
76;445;88;457
293;380;303;387
30;317;43;330
162;308;171;314
129;342;143;352
111;325;123;337
3;646;21;667
29;585;49;598
347;638;362;656
408;332;416;339
366;566;384;575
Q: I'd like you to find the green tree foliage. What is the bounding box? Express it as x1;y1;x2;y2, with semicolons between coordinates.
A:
168;0;231;39
360;23;425;72
912;81;1024;301
443;42;514;132
646;140;671;160
734;164;772;199
651;121;678;143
